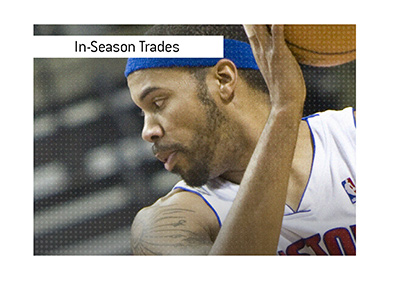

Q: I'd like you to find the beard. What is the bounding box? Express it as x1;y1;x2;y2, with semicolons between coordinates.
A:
172;132;215;187
167;104;223;187
173;153;211;187
172;78;227;187
152;69;241;187
152;136;214;187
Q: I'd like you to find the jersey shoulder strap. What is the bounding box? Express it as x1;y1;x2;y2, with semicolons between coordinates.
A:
172;178;239;226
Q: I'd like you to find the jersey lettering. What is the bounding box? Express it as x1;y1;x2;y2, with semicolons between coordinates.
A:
305;234;328;255
278;225;356;255
350;225;356;240
323;227;356;255
286;238;308;255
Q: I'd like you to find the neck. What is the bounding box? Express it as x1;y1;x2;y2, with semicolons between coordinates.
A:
219;114;309;186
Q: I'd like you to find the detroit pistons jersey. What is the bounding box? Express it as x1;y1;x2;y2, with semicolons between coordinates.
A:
172;107;356;255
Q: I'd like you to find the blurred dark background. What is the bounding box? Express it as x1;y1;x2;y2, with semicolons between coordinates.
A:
34;25;355;255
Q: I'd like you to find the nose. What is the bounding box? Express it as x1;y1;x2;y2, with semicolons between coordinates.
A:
141;116;163;143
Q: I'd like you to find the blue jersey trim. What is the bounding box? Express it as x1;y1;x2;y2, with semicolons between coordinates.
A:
173;186;222;227
352;108;356;128
302;113;319;120
285;204;296;214
284;209;311;216
283;115;318;214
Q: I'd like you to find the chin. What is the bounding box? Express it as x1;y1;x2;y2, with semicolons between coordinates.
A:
182;178;208;188
175;165;210;188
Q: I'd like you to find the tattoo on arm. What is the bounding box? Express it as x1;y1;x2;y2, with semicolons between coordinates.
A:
131;204;213;255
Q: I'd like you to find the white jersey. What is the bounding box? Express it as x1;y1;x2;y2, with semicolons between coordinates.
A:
172;107;356;255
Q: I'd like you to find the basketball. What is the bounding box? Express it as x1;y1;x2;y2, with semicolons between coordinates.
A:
278;25;356;67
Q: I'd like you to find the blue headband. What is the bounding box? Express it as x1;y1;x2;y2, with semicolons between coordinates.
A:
124;38;259;78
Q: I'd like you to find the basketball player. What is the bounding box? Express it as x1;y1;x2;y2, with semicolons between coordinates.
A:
126;25;356;255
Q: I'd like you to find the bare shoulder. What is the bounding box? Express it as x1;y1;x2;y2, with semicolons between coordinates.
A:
131;190;220;255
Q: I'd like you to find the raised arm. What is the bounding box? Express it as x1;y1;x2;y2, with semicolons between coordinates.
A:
131;25;306;255
208;25;306;254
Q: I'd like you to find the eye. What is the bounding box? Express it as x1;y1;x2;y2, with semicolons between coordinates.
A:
153;98;165;108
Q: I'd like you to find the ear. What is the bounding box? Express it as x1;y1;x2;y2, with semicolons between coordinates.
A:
212;59;238;102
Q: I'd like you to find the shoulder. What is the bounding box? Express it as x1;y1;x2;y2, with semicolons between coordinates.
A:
139;189;220;224
304;107;356;136
131;189;220;255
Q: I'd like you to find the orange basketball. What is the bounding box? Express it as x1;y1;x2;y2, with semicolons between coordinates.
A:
279;25;356;67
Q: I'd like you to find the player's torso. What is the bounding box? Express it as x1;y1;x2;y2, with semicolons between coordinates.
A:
278;108;356;254
172;108;356;255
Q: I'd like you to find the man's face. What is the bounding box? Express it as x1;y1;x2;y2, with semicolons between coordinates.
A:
127;68;228;187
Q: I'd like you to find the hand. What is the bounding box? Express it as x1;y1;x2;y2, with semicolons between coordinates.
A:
243;25;306;109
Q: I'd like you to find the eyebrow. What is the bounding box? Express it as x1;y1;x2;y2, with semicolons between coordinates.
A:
139;87;161;102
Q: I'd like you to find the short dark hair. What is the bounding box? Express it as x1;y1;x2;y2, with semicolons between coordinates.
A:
144;25;269;95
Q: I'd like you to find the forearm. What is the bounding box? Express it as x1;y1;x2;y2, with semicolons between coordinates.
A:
208;25;306;255
209;103;304;255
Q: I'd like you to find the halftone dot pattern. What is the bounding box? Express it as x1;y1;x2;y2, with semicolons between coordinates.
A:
34;58;181;255
34;25;355;255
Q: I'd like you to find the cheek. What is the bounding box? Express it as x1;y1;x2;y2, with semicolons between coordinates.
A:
162;102;208;140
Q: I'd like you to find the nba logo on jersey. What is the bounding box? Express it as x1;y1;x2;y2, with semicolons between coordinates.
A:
342;177;356;204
